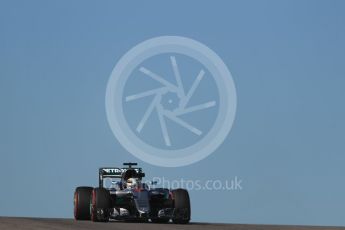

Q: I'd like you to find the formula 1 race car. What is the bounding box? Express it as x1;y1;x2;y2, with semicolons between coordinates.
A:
73;163;190;224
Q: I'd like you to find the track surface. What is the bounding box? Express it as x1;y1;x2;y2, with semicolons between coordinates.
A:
0;217;344;230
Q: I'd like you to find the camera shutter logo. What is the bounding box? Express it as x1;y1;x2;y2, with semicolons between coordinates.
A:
106;36;236;167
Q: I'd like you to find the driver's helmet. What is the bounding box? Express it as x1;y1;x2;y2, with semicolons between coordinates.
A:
126;178;138;189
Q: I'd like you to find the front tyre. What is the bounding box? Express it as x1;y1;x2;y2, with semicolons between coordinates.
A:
172;189;190;224
90;187;111;222
74;186;93;220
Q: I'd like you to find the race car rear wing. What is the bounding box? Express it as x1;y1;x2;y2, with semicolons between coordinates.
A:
98;163;145;187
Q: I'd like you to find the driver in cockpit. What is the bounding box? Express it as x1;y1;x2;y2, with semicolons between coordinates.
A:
125;177;138;189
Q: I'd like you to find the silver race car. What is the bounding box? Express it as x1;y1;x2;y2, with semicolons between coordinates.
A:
73;163;190;224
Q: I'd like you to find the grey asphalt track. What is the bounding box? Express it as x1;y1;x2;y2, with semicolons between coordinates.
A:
0;217;344;230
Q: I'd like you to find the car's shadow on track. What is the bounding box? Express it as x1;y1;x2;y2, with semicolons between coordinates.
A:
109;220;212;225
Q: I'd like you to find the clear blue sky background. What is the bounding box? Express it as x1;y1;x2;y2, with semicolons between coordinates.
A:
1;0;345;226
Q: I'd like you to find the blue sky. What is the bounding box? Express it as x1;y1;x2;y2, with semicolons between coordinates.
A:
1;0;345;226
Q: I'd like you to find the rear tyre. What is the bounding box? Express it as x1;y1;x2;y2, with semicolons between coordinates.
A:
172;189;190;224
74;186;93;220
90;187;111;222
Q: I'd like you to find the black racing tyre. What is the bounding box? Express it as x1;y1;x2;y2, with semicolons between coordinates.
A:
74;186;93;220
172;189;191;224
90;187;111;222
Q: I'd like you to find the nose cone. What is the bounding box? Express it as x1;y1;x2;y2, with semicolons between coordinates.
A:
134;190;150;215
138;209;148;218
